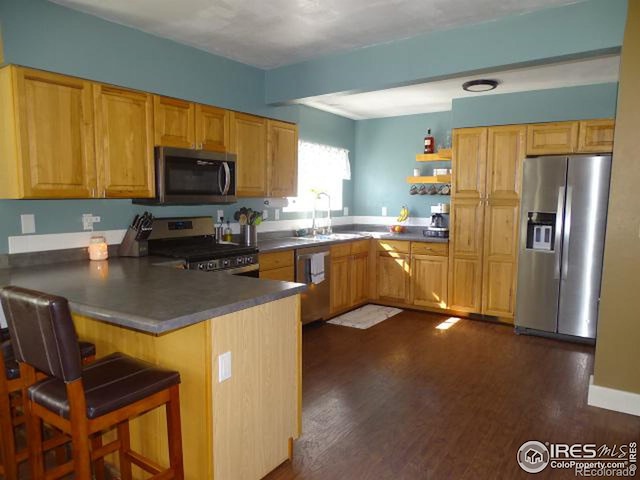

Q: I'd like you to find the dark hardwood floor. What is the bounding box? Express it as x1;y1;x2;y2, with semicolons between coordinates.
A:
265;310;640;480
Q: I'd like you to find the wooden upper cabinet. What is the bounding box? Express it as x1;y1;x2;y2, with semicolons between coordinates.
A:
9;66;97;198
526;121;578;155
452;128;487;199
153;96;195;148
195;104;229;152
267;120;298;197
94;85;154;198
577;119;615;153
486;125;526;200
230;112;268;197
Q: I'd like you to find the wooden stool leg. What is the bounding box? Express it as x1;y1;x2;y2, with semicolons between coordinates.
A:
117;421;133;480
0;390;19;480
25;401;45;480
68;381;91;480
166;385;184;480
91;434;105;480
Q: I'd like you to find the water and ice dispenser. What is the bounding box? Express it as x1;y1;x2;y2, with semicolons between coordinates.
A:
525;212;556;251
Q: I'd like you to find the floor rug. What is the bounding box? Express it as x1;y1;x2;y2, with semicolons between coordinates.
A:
327;304;403;329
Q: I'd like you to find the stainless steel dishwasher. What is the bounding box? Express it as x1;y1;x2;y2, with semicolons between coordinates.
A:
296;246;330;324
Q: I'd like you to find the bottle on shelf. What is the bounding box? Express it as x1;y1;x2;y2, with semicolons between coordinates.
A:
424;129;435;154
224;220;233;242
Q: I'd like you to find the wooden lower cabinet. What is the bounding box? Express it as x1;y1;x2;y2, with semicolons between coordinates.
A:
260;251;295;282
260;266;294;282
376;252;410;303
449;258;483;313
330;255;351;313
411;255;448;309
349;252;369;306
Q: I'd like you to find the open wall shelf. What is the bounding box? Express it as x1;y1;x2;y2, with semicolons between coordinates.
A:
416;149;452;162
406;175;452;184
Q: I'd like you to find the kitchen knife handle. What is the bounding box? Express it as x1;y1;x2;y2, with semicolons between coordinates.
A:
554;186;565;279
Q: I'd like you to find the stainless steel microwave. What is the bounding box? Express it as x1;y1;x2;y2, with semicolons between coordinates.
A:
136;147;237;205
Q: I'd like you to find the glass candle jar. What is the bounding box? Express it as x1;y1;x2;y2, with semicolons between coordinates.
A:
88;235;109;261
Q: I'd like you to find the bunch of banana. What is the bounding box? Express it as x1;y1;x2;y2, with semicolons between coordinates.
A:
396;206;409;223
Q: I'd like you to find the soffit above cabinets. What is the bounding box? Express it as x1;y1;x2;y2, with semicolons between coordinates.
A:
49;0;577;69
300;55;621;119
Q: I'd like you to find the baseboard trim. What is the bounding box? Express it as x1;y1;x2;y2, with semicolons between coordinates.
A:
588;375;640;417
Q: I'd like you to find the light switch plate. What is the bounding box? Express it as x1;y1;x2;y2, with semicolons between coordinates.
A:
82;214;101;231
20;214;36;234
343;207;349;216
218;351;232;383
381;206;388;216
262;209;268;220
217;210;224;222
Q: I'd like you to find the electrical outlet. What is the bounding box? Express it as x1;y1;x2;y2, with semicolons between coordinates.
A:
20;214;36;234
82;214;101;231
218;351;232;382
217;210;224;222
381;206;388;216
275;209;280;220
343;207;349;216
262;209;268;220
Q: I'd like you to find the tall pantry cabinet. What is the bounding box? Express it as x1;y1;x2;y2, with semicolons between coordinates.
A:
449;125;526;321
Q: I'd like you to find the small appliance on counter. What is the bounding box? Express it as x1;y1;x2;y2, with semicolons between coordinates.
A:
423;204;449;239
118;212;153;257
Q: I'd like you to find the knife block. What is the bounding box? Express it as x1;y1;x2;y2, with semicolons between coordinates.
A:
117;227;149;257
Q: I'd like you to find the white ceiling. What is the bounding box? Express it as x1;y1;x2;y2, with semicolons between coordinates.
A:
301;55;620;119
50;0;579;69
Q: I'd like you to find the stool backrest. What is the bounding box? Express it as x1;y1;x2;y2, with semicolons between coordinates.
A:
0;286;82;383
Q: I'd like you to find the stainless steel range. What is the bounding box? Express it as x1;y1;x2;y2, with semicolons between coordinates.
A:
148;217;259;277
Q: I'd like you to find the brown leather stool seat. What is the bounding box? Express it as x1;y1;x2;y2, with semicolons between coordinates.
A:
3;340;96;381
29;352;180;419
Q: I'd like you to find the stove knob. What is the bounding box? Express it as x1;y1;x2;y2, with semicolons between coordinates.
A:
222;259;230;267
245;256;254;264
237;257;244;265
198;263;206;270
208;261;215;270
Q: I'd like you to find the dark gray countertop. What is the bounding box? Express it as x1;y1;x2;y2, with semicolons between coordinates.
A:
0;257;306;335
258;231;448;253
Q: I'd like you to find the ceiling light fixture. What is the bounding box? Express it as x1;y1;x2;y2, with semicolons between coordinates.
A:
462;79;499;92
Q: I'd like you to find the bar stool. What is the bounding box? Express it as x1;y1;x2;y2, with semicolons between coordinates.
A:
0;333;96;479
0;286;184;480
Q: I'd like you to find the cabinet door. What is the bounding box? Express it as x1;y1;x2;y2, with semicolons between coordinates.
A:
448;199;484;313
482;202;519;320
153;96;195;148
268;120;298;197
486;125;526;201
330;256;351;314
452;128;487;199
577;119;615;153
230;112;267;197
195;104;229;152
94;85;154;198
349;252;369;306
377;252;410;303
14;67;96;198
526;122;578;155
411;255;448;309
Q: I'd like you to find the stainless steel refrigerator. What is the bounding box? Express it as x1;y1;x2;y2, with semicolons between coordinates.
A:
515;154;612;340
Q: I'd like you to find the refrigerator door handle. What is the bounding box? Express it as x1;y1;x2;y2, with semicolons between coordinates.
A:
562;186;573;280
554;186;565;279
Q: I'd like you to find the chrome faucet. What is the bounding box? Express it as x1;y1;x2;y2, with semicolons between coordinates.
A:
311;191;332;235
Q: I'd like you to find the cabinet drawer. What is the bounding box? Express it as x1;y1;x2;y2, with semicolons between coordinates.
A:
330;242;352;258
411;242;449;257
350;240;370;255
259;265;294;282
376;240;410;253
259;250;294;270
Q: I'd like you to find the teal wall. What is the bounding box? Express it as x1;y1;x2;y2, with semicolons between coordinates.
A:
353;82;620;218
265;0;627;104
354;112;453;218
0;0;355;254
453;83;619;127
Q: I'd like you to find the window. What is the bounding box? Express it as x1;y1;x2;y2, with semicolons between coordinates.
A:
285;141;351;212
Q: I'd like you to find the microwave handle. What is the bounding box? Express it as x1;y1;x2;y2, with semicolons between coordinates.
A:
222;162;231;195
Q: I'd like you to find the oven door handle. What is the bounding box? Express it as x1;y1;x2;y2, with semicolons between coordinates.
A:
222;162;231;196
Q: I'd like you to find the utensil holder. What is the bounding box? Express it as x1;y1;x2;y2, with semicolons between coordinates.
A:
240;225;257;246
117;227;149;257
